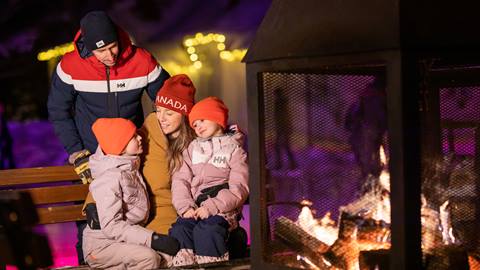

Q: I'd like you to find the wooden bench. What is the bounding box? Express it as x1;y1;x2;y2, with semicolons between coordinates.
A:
0;165;90;269
0;165;249;269
0;165;88;224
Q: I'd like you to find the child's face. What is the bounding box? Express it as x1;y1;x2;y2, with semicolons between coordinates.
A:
124;133;143;155
192;119;223;139
155;106;183;138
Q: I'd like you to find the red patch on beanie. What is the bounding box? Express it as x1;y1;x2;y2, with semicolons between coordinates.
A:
92;118;137;155
155;74;196;115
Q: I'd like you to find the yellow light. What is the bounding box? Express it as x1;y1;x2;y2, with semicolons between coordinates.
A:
187;47;196;54
188;66;197;73
37;42;75;61
37;52;47;61
195;33;204;40
193;61;202;69
219;51;232;60
184;39;194;47
232;49;247;60
190;54;199;61
217;43;225;51
215;34;226;43
204;35;213;43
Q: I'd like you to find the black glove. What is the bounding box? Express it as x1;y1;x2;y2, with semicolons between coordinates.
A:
73;150;93;184
151;233;180;256
85;203;101;230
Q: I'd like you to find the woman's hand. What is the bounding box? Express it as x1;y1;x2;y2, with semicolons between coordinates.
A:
195;207;210;220
182;208;196;219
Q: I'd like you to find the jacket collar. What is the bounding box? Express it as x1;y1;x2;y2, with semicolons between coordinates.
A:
72;26;134;70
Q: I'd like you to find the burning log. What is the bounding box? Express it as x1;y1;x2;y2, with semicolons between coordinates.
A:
274;216;331;267
323;213;391;270
323;219;360;270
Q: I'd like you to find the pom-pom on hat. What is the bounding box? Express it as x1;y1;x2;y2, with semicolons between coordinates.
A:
92;118;136;155
155;74;196;115
80;11;118;52
189;97;229;129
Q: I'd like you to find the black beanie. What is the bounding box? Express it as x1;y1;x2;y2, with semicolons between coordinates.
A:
80;11;118;52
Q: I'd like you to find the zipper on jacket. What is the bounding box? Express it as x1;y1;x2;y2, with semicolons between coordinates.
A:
105;67;119;117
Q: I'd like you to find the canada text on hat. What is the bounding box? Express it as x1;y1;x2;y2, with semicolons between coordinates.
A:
155;74;196;115
80;11;118;51
156;95;189;113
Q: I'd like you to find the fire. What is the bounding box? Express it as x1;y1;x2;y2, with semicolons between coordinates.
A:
379;145;390;192
297;206;338;246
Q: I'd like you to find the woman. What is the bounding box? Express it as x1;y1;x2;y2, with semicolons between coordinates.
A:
139;74;196;235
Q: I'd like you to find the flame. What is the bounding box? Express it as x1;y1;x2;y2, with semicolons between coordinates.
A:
379;146;390;192
297;207;338;246
380;145;387;166
439;200;456;244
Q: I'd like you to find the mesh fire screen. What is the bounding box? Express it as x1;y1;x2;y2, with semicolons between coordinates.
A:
261;72;391;269
420;84;480;269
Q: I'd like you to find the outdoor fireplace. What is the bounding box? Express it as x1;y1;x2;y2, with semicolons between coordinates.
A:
244;0;480;269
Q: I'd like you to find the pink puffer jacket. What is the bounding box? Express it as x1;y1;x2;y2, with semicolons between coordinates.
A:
83;147;154;257
171;132;249;216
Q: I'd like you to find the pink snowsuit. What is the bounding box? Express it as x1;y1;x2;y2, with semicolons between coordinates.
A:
82;147;164;269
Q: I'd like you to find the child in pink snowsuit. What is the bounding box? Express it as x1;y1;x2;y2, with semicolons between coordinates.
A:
169;97;249;266
82;118;179;269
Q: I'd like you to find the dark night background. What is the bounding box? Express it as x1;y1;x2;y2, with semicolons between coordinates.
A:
0;0;271;121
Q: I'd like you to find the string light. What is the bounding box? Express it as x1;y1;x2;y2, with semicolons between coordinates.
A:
193;61;202;69
38;32;247;76
189;54;199;61
187;47;196;54
182;32;247;68
37;43;74;61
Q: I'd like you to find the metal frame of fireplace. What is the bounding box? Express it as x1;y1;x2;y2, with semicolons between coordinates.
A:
244;0;480;269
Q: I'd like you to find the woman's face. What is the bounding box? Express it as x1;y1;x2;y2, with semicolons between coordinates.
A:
155;106;183;138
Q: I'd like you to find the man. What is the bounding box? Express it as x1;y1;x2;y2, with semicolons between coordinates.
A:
47;10;170;264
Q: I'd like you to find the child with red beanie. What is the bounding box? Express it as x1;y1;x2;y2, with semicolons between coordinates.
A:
82;118;179;269
169;97;249;266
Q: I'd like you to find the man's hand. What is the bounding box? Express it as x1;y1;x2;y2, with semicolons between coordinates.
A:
182;208;196;219
71;150;93;184
85;203;100;230
195;207;210;220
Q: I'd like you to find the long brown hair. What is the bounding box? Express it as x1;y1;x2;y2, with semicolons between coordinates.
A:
166;115;195;174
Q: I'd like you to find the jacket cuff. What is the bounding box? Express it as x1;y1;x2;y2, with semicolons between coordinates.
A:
144;228;154;247
178;202;197;216
201;199;219;216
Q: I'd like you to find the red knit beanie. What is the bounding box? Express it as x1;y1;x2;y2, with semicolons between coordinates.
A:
155;74;196;115
189;97;229;129
92;118;137;155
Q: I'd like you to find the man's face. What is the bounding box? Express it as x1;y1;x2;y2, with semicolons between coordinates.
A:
92;41;119;67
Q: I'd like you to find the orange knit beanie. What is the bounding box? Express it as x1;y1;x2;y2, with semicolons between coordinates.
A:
188;97;229;129
92;118;137;155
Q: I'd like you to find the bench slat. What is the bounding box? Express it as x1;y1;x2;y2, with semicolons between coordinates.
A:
0;165;79;187
37;205;86;224
21;185;90;205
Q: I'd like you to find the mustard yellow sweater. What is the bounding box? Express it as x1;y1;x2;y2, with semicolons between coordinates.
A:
139;113;177;234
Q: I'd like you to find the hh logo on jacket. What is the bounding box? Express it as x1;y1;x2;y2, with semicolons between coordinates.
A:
192;149;231;168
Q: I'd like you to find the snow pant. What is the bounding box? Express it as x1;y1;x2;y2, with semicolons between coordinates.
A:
84;242;163;270
169;216;229;265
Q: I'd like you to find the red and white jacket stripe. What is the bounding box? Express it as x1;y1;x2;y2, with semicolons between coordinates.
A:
47;26;170;154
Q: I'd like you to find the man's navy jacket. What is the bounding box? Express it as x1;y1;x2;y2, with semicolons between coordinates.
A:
48;27;170;155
